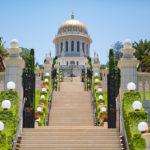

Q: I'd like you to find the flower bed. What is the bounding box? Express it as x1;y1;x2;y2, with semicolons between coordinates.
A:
123;91;148;150
0;90;19;150
35;75;51;126
92;75;108;126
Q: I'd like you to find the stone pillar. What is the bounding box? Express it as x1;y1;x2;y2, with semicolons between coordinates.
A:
4;39;25;114
44;53;52;75
118;40;139;96
92;52;100;76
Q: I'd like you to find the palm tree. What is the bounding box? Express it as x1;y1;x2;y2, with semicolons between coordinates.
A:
133;39;150;72
0;37;7;71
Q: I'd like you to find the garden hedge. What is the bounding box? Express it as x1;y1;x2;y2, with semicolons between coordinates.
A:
0;90;19;150
123;91;148;150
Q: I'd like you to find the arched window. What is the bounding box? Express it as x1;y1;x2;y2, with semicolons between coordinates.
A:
86;44;88;54
82;42;85;53
66;41;68;52
71;41;74;51
77;41;80;52
70;61;75;65
61;42;63;53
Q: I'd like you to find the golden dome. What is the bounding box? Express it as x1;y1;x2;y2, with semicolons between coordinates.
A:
57;13;88;35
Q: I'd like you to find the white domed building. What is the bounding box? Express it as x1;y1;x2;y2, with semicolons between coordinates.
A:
53;13;92;77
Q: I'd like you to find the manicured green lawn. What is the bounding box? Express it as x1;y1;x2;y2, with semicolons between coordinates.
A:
35;90;41;110
139;91;150;100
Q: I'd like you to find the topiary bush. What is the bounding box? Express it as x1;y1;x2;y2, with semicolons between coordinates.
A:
92;76;108;126
35;75;51;126
0;90;19;150
123;91;148;150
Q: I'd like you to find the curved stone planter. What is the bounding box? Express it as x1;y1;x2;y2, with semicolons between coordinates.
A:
141;133;150;150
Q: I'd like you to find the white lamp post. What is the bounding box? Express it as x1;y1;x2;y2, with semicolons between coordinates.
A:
37;107;42;112
45;73;50;76
100;107;106;112
40;95;45;99
132;101;142;111
99;95;103;100
7;81;16;90
127;82;136;91
138;122;148;133
0;121;4;132
94;73;98;77
95;79;99;83
42;88;47;92
2;100;11;110
44;78;49;83
97;88;102;93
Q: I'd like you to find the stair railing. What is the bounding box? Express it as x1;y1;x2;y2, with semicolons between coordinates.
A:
91;78;98;126
118;100;130;150
45;78;53;125
12;98;26;150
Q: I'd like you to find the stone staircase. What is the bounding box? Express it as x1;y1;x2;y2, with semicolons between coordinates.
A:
16;77;121;150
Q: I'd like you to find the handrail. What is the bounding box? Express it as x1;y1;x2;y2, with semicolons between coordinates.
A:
45;79;53;126
12;98;26;150
118;100;130;150
91;78;98;126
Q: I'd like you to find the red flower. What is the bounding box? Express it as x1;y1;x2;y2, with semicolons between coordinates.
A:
144;129;147;133
35;112;40;119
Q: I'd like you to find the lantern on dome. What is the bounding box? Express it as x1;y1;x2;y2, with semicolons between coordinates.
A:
2;100;11;110
44;78;49;83
45;73;50;76
37;107;42;112
99;95;103;100
42;88;47;92
97;88;102;93
100;107;106;112
40;95;45;100
132;101;142;111
138;122;148;133
7;81;16;90
94;73;98;77
95;79;99;83
127;82;136;91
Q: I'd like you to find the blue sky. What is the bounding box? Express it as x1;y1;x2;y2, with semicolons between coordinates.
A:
0;0;150;64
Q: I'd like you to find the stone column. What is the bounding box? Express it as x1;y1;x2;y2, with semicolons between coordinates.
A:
92;52;100;76
118;40;139;96
44;54;52;75
4;39;25;114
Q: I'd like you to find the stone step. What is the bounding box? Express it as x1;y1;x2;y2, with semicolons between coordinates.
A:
20;139;121;144
19;143;121;148
23;128;119;132
18;148;120;150
23;132;119;136
21;135;120;140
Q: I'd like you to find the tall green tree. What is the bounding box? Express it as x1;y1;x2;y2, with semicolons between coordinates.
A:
112;41;123;60
108;49;115;74
133;39;150;72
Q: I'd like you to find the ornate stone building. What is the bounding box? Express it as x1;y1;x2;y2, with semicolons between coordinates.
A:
53;13;92;77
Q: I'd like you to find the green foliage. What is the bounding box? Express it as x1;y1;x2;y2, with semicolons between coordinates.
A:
92;77;108;126
108;49;115;74
23;48;35;73
0;37;7;60
20;47;30;60
112;41;123;60
52;56;58;71
35;76;51;126
87;56;92;71
123;91;148;150
133;39;150;72
0;90;19;150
